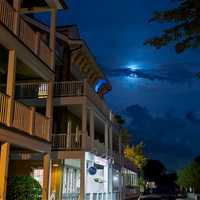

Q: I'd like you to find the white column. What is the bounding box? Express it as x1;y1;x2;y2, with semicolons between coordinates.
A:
105;123;109;155
109;126;113;156
82;104;87;149
89;110;94;149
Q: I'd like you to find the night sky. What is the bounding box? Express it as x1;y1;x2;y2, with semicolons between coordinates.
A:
40;0;200;170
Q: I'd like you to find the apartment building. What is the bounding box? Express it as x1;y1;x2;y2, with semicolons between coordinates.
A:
0;0;66;199
0;1;138;199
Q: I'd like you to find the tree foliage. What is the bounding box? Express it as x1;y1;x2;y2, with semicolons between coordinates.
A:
114;114;132;145
145;0;200;53
124;141;146;170
177;161;200;192
114;114;125;126
141;160;166;183
7;176;42;200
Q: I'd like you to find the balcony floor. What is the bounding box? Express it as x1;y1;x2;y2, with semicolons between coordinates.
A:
0;125;51;153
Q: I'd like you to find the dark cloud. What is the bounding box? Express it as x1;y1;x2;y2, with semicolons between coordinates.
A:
122;104;200;170
104;63;200;83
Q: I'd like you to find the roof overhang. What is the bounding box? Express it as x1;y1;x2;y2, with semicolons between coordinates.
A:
22;16;111;93
45;0;68;9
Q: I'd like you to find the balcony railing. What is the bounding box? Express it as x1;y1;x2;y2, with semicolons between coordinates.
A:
15;80;109;118
93;139;106;155
52;132;106;154
52;133;82;150
0;91;49;141
0;91;9;124
0;0;51;66
55;80;109;117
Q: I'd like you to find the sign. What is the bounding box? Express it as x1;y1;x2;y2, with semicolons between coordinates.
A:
88;166;97;175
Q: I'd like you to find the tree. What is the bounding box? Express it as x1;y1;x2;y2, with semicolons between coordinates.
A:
114;114;132;145
141;160;166;183
145;0;200;53
177;161;200;192
7;176;42;200
124;141;146;170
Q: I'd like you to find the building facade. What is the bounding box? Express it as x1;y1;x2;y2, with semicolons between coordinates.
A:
0;1;138;199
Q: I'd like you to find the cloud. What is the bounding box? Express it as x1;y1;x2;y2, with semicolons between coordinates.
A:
122;104;200;170
104;63;200;83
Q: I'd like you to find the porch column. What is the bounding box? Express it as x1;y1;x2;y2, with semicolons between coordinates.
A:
82;103;87;149
46;81;54;141
105;123;109;155
118;136;123;200
89;110;94;149
49;9;57;69
42;153;51;200
6;50;16;126
0;143;10;200
80;157;85;200
109;126;113;156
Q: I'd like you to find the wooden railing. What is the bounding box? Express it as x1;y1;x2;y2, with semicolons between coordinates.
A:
54;80;109;117
34;112;49;140
0;0;51;66
52;132;82;150
15;82;48;98
52;132;107;155
13;100;32;133
94;139;106;155
0;0;14;30
54;81;84;97
0;91;49;141
0;92;9;124
15;80;110;118
39;39;51;66
19;17;36;51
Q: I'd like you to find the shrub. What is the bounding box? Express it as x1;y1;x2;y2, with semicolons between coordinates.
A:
7;176;42;200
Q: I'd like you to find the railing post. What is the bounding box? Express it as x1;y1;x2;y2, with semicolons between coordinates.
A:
83;79;87;96
67;121;71;149
49;9;57;70
6;97;14;127
29;107;35;135
105;123;109;156
6;50;16;127
13;0;21;35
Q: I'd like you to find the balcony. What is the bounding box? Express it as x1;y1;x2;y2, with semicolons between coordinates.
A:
52;132;106;155
0;91;49;141
54;80;109;117
0;0;52;67
15;80;110;119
